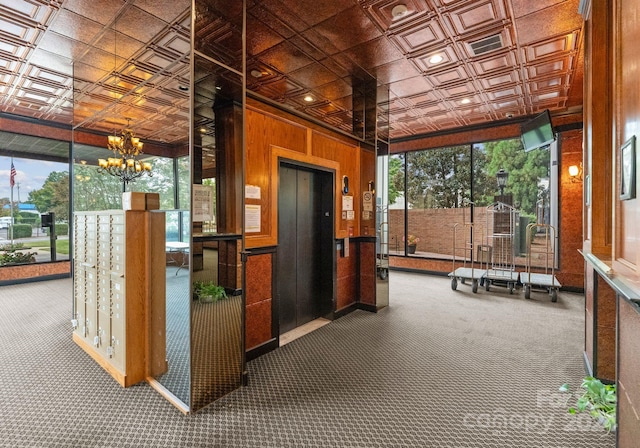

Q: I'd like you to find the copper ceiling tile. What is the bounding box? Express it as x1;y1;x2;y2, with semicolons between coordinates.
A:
313;5;383;53
342;36;404;70
390;75;432;98
38;32;89;61
411;101;448;116
478;70;520;90
471;50;518;76
62;0;126;26
29;50;73;75
523;31;579;63
412;46;459;73
529;75;567;93
514;2;582;46
0;13;38;42
317;57;350;79
92;30;146;62
246;15;285;56
272;0;353;28
511;0;575;19
484;85;523;101
429;66;471;87
287;35;334;62
298;28;343;57
373;58;421;85
288;63;340;89
247;2;299;39
527;57;571;79
362;0;433;32
117;6;169;43
443;0;507;37
439;81;477;99
403;91;439;107
255;77;305;100
47;9;104;45
389;16;446;55
134;0;190;24
257;40;316;75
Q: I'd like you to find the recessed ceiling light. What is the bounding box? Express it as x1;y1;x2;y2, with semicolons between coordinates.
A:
215;86;221;90
391;4;408;18
178;85;189;91
304;95;314;102
460;98;471;105
429;54;444;64
200;127;207;133
250;69;263;78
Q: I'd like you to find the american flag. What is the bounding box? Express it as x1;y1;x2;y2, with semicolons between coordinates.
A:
10;161;16;187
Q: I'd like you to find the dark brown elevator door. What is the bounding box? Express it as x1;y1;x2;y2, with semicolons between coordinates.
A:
278;165;326;334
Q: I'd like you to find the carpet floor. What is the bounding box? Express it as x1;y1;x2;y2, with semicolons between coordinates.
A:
0;272;614;447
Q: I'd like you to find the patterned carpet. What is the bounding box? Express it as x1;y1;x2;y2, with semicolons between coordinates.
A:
0;272;615;447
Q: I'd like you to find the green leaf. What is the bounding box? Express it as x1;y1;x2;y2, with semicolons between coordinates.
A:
559;383;570;392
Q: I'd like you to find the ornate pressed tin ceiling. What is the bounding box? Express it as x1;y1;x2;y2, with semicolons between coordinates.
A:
0;0;583;147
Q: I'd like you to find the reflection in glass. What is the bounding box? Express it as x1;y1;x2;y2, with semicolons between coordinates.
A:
194;0;244;73
190;53;244;411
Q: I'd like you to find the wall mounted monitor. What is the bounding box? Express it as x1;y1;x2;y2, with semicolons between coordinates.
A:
521;109;555;151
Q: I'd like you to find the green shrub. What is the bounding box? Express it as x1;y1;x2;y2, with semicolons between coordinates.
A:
0;251;36;265
44;223;69;236
9;224;33;239
0;242;26;252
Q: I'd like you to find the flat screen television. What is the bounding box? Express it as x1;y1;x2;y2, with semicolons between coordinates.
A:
520;110;555;151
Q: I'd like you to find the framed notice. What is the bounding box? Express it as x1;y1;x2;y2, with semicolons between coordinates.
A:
193;184;214;221
620;136;636;201
245;204;261;233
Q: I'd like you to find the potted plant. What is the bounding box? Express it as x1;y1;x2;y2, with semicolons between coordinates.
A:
193;281;227;303
404;234;419;254
560;377;617;433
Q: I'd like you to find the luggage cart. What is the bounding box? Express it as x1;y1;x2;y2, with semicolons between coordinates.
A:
519;223;561;302
483;202;519;294
449;204;486;293
377;221;389;280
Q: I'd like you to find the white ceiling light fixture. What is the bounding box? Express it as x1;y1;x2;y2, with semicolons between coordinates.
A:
429;54;444;65
304;94;314;102
250;69;263;78
460;98;471;105
391;4;408;19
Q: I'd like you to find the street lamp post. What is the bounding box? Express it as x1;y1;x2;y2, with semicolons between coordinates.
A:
496;169;509;196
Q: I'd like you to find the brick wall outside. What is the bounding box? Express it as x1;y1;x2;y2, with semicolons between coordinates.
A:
389;207;493;258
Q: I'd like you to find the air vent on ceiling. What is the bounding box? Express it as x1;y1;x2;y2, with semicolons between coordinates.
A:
469;34;503;56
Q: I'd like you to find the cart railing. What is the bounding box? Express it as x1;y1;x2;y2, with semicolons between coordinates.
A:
525;223;557;277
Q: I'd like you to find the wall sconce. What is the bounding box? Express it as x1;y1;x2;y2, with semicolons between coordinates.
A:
568;163;583;182
342;175;349;195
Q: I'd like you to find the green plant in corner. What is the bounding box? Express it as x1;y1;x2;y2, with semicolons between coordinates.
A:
194;281;227;303
560;377;617;433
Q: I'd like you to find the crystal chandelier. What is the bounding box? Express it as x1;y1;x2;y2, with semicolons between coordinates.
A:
98;118;152;191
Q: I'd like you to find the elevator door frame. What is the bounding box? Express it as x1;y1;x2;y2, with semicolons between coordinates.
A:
276;160;335;336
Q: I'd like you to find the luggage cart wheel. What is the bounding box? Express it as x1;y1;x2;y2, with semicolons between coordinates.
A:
379;269;387;280
461;278;466;285
485;279;490;291
509;283;514;294
451;277;458;291
524;285;531;300
551;289;558;303
472;279;478;293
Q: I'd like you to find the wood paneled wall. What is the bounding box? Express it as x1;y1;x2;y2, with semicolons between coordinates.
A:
582;0;640;443
245;99;372;248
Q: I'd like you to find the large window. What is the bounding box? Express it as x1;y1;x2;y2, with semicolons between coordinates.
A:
1;156;70;264
389;138;555;268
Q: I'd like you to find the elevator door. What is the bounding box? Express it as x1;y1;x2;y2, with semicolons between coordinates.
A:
278;164;333;335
